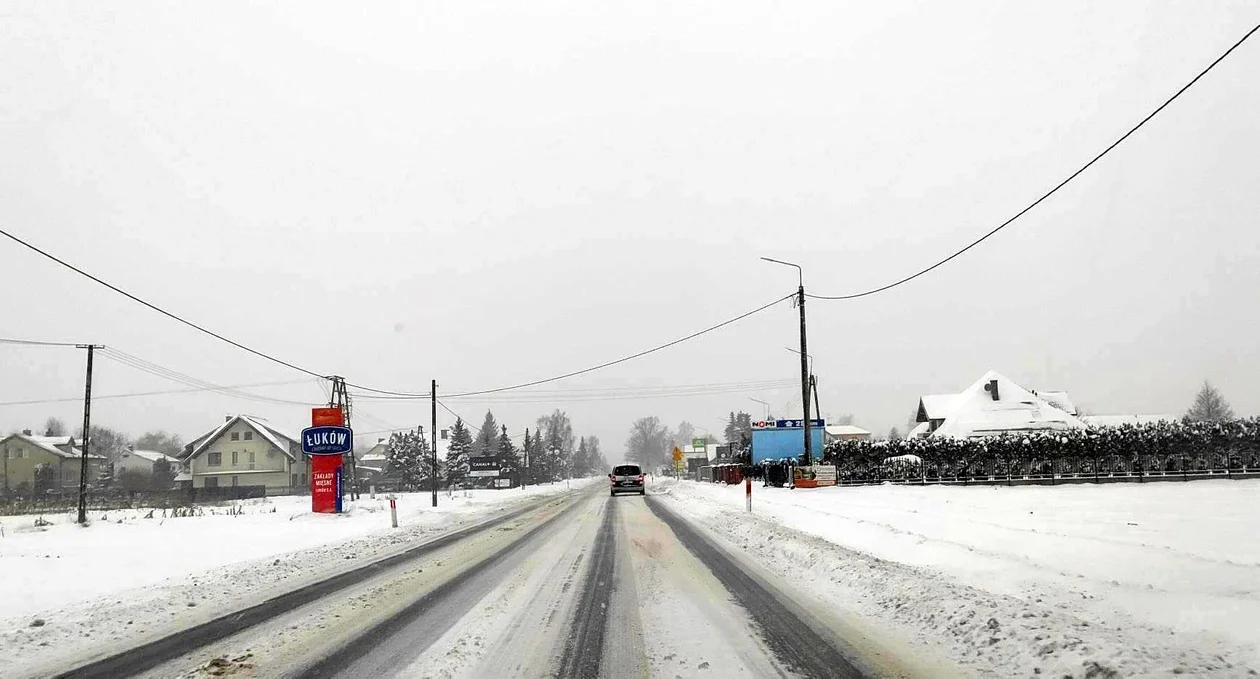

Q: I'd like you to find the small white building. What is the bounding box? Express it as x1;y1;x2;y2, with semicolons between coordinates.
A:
115;448;181;476
824;425;872;442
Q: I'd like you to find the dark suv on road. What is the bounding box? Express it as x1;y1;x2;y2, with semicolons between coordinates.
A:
609;464;645;496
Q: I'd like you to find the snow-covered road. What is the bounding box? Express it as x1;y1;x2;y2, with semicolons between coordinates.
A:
20;482;924;678
654;478;1260;677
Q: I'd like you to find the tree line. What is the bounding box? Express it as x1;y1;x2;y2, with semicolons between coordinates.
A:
384;408;608;490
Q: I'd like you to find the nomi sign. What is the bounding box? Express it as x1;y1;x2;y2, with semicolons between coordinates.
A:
753;419;826;430
302;426;354;456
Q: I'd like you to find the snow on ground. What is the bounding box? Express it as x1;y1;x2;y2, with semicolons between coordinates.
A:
655;478;1260;678
0;480;595;677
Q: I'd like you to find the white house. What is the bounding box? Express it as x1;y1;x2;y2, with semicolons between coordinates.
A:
179;415;308;489
115;448;181;476
921;371;1086;439
824;425;872;442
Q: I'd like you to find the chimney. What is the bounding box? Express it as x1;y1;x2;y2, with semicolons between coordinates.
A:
22;428;32;436
225;415;232;422
377;437;385;443
984;379;1000;401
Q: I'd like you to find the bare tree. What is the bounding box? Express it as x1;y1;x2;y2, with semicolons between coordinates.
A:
43;417;68;437
1186;381;1235;422
888;426;902;440
626;416;670;470
136;430;184;457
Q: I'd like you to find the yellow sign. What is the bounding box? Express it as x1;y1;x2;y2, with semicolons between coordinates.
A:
672;447;683;462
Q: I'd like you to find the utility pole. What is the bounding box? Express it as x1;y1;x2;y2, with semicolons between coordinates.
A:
762;257;812;466
811;375;821;428
75;344;102;525
329;376;358;500
431;379;438;507
798;281;812;466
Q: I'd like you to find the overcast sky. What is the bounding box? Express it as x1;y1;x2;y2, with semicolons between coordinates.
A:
2;1;1258;454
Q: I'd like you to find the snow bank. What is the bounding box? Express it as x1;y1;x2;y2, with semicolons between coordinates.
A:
0;480;594;677
655;479;1260;677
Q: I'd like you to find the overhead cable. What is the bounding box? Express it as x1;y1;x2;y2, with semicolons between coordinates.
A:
808;22;1260;301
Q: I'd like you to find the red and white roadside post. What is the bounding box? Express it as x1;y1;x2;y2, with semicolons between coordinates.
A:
388;494;398;528
745;476;752;513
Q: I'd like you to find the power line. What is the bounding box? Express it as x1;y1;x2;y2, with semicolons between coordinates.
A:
351;377;796;403
97;348;319;406
0;229;334;380
351;294;795;402
808;22;1260;302
0;337;83;347
0;224;793;397
0;379;311;407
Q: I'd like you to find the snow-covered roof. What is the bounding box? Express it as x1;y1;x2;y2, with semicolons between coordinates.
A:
1033;391;1078;416
0;433;105;460
360;453;387;463
906;421;930;438
1081;414;1178;428
825;425;871;437
932;370;1085;439
918;394;960;422
125;449;180;464
185;415;299;461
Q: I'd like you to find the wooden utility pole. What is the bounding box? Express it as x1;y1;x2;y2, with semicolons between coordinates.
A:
431;379;438;507
75;344;102;525
797;283;813;466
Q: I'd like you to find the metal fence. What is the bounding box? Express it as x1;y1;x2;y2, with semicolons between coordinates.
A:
1;485;269;516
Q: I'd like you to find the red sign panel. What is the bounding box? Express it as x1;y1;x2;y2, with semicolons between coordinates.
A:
311;454;343;513
312;407;345;427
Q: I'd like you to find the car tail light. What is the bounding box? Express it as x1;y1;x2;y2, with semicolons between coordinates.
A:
636;475;645;482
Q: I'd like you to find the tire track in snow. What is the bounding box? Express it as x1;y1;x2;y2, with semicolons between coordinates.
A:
556;497;617;678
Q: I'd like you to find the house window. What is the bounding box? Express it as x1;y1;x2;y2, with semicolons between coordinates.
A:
205;477;219;488
208;452;222;466
248;452;256;470
231;476;239;487
231;451;239;466
230;432;239;441
244;431;253;441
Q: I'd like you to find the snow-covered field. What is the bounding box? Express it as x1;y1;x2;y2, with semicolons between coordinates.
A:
0;480;594;677
656;478;1260;678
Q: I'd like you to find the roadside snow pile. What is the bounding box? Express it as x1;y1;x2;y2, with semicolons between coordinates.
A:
0;481;592;678
656;479;1260;677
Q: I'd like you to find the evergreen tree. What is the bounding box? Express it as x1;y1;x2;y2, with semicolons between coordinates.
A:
472;410;499;456
497;426;521;481
522;428;533;485
95;460;115;490
387;427;429;490
574;437;589;477
150;458;176;490
446;418;474;487
1186;381;1235;422
724;412;739;444
586;436;606;475
888;426;902;441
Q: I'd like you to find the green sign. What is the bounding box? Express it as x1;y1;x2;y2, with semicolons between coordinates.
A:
692;438;707;450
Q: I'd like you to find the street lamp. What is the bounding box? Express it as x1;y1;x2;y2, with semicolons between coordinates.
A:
761;256;813;466
748;397;770;420
785;346;814;376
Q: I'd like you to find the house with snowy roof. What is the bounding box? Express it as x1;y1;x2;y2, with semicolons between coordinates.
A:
115;446;182;476
1;431;107;492
179;415;309;489
913;371;1086;439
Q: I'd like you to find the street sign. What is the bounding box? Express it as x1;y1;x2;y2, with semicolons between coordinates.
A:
311;455;343;513
691;438;707;450
672;447;683;462
469;456;498;477
302;426;354;456
311;407;344;427
775;419;826;429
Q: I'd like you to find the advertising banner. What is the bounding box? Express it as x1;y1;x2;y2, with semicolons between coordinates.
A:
469;456;499;478
311;454;343;513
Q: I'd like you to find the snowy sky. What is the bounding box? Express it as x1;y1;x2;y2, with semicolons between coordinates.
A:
2;1;1258;452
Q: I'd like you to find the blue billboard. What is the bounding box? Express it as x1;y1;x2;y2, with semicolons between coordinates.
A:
751;426;824;464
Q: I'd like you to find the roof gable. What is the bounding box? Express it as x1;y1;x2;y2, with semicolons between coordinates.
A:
186;415;299;461
917;394;959;422
932;370;1085;439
